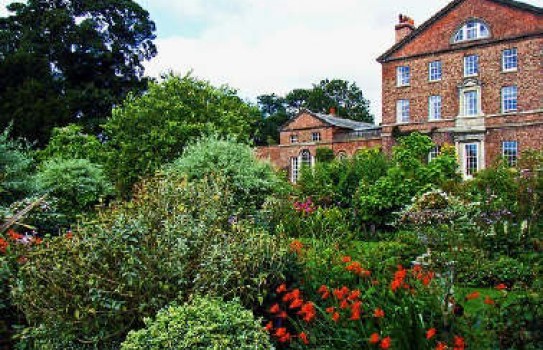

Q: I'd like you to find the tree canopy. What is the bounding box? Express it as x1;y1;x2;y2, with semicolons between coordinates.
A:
0;0;157;145
103;73;260;195
255;79;373;145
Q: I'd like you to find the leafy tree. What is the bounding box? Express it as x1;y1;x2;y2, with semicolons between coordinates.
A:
254;94;289;145
104;74;260;195
0;0;157;144
0;126;34;206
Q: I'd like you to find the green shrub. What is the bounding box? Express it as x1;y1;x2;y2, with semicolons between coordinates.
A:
121;297;272;350
460;255;534;288
167;135;285;214
34;158;113;226
0;126;34;206
315;147;334;162
13;174;292;346
37;125;105;165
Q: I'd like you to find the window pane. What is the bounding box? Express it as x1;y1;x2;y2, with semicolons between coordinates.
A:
429;61;442;81
503;48;517;71
397;66;410;86
429;95;442;120
464;91;478;115
502;85;518;112
465;143;478;176
464;55;479;76
502;141;518;167
397;99;410;123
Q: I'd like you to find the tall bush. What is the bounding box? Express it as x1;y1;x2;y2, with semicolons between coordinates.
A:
0;127;34;206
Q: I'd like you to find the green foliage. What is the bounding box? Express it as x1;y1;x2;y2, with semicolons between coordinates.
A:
103;74;260;195
356;134;459;226
315;148;335;163
459;256;534;288
121;297;272;350
298;148;388;208
0;126;34;205
37;125;105;164
13;173;292;346
0;0;157;143
34;158;113;225
166;135;285;214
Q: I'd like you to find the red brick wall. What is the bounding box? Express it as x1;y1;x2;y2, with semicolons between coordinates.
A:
485;123;543;166
389;0;543;60
280;112;335;145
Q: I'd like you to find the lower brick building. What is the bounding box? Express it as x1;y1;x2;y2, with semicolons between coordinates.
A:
257;0;542;181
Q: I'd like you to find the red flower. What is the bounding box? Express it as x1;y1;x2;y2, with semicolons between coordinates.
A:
380;336;391;349
275;327;287;337
290;298;304;309
426;328;437;339
349;302;361;321
341;256;352;263
289;240;303;254
65;232;74;239
269;303;281;314
373;308;385;318
484;296;495;305
7;230;23;240
283;289;301;302
276;283;287;294
436;342;448;350
298;332;309;345
333;286;349;300
277;311;288;319
332;312;340;322
325;306;335;314
0;238;8;254
348;289;361;301
264;321;273;332
298;302;316;322
495;283;507;291
340;299;349;309
453;335;465;350
465;291;480;301
369;333;380;344
317;284;329;294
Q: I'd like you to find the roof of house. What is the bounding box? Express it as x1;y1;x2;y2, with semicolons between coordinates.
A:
377;0;543;63
282;109;379;131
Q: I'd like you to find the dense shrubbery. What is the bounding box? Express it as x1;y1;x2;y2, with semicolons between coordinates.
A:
121;297;272;350
13;172;293;347
167;135;285;214
0;127;34;206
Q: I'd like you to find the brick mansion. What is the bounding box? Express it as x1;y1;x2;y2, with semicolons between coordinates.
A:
257;0;542;182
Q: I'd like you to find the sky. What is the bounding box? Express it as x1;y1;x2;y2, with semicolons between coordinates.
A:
1;0;540;123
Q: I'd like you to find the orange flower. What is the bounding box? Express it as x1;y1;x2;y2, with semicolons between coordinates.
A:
283;288;301;302
349;302;361;321
34;237;43;245
325;306;335;314
7;230;23;240
298;302;316;322
484;296;495;305
275;327;288;337
373;308;385;318
453;335;465;350
341;256;352;263
290;298;304;309
465;291;480;301
369;333;380;344
321;290;330;299
333;286;349;300
65;232;74;239
380;336;391;349
279;333;291;343
277;311;288;319
348;289;361;301
332;312;340;322
276;283;287;293
298;332;309;345
289;240;303;254
269;303;281;314
340;299;349;309
264;321;273;332
317;284;329;294
426;328;436;339
0;238;8;254
495;283;507;291
436;342;448;350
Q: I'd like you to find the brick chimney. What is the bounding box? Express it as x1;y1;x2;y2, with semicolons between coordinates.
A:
395;14;415;43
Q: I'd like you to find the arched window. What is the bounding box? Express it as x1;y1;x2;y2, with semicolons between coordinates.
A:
337;151;348;160
300;149;312;168
290;150;314;183
453;19;490;43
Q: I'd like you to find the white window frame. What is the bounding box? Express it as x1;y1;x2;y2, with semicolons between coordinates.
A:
311;132;321;142
501;85;518;113
429;61;442;82
396;99;410;123
396;66;410;87
290;134;298;143
464;55;479;77
428;95;442;120
502;141;518;167
461;89;481;116
453;20;490;43
428;145;441;162
463;142;480;177
502;48;518;72
290;156;299;183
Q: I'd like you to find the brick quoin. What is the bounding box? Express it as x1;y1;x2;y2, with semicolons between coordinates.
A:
257;0;542;181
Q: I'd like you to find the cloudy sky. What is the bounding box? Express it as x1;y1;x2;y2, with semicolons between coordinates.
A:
1;0;540;122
